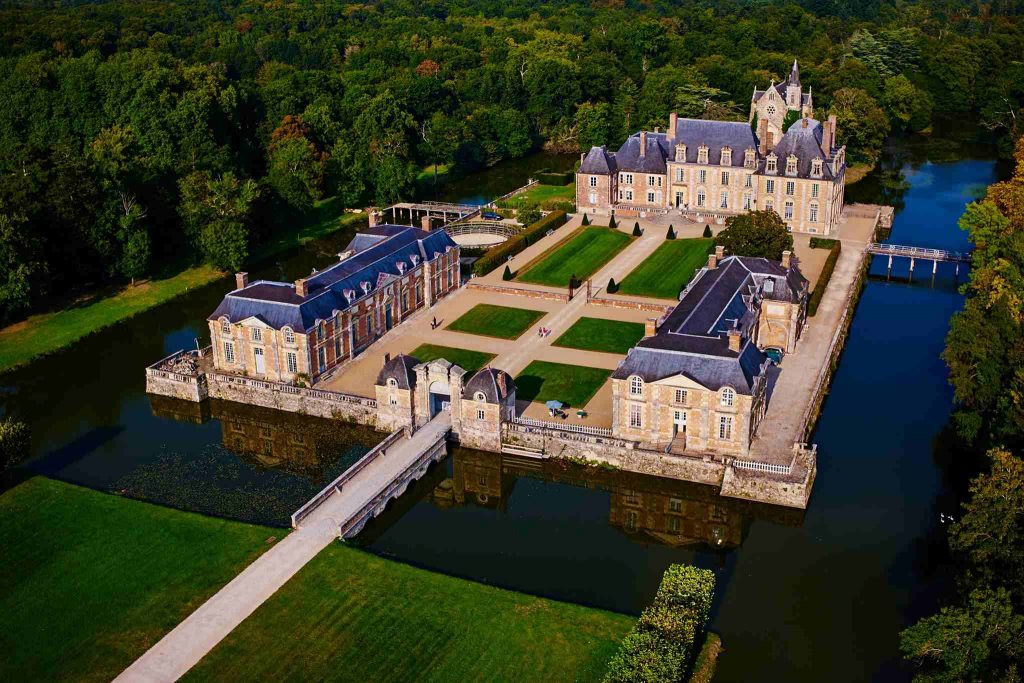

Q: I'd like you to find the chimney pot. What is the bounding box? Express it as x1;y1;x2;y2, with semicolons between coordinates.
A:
235;272;249;290
295;279;308;298
781;250;792;269
727;328;742;352
715;245;725;259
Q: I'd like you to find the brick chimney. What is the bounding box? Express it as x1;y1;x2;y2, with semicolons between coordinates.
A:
644;318;657;338
639;131;647;158
727;327;742;352
421;215;432;231
668;112;678;142
708;245;724;270
235;272;249;290
757;117;768;154
368;210;378;227
801;117;809;128
295;278;308;298
822;115;837;155
781;250;792;269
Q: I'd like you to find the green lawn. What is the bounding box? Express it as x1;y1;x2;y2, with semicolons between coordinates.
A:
410;344;496;372
0;200;366;374
498;182;576;210
619;238;714;300
514;360;613;408
186;543;631;683
0;477;277;682
518;227;633;287
553;317;646;354
446;304;546;340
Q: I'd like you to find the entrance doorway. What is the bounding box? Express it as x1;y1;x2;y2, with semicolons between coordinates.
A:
672;410;686;438
253;347;265;375
428;381;451;418
385;303;393;331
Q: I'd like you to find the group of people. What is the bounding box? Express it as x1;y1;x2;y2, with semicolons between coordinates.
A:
537;327;552;337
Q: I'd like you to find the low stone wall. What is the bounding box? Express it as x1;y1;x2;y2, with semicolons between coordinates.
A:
145;369;208;402
466;281;570;303
587;296;673;313
206;372;379;427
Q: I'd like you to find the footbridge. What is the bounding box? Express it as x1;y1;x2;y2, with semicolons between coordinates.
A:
867;242;972;274
291;411;452;537
444;220;521;241
382;201;481;229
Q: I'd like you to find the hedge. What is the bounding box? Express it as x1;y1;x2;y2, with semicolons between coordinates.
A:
809;236;838;250
687;633;722;683
807;240;842;317
537;170;574;185
472;211;568;277
604;564;715;683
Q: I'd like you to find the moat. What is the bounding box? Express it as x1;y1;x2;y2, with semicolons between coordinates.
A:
0;141;1004;682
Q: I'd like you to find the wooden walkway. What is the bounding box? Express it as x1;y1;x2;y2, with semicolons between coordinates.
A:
115;413;452;683
867;242;972;264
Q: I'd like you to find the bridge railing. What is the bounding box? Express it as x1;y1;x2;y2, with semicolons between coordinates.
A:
511;416;613;437
867;243;971;262
444;221;521;239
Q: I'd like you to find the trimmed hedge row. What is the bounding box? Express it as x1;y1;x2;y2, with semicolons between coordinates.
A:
809;236;838;250
807;240;842;317
687;633;722;683
604;565;716;683
537;170;574;185
471;211;568;276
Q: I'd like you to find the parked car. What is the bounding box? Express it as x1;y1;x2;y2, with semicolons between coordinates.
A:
481;211;502;221
764;347;784;365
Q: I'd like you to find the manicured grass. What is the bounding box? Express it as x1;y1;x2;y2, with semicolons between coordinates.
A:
0;477;277;682
553;317;646;354
619;238;715;300
514;360;613;407
518;227;633;287
410;344;496;372
0;200;366;374
498;182;576;210
446;304;546;340
186;543;631;682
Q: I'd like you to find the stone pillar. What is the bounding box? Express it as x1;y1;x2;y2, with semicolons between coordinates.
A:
235;272;249;290
422;214;431;231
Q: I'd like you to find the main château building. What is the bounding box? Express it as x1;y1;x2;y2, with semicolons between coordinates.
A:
576;60;846;235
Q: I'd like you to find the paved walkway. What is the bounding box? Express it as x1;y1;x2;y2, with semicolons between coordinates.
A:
116;413;452;683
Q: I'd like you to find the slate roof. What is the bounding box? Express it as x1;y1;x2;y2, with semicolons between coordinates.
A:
670;119;758;167
463;367;516;403
376;354;419;390
614;132;670;174
612;256;807;394
765;118;838;180
579;146;617;174
208;225;457;332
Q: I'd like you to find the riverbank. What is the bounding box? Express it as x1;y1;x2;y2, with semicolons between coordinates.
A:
0;203;366;374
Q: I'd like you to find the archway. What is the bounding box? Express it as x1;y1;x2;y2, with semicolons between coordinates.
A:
428;380;451;418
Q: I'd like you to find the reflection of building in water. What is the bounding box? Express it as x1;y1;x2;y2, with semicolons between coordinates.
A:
438;447;802;550
148;395;380;479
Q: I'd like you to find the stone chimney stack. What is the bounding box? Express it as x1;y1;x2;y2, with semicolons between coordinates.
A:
368;210;379;227
822;114;837;155
727;327;742;352
708;245;724;270
639;131;647;158
668;112;678;142
235;272;249;290
781;250;792;269
421;215;432;231
801;117;809;128
757;117;768;154
295;278;308;298
644;318;657;338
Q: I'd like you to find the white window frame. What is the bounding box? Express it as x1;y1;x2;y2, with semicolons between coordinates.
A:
286;352;298;373
223;341;235;364
674;388;687;404
720;387;735;407
784;201;794;220
766;179;775;194
786;180;795;196
697;189;706;207
629;403;643;428
220;319;230;335
720;192;728;209
589;175;597;188
477;408;486;420
252;327;262;342
629;376;644;396
721;171;729;185
812;183;820;198
698;169;707;183
809;203;819;222
719;415;733;440
647;191;655;203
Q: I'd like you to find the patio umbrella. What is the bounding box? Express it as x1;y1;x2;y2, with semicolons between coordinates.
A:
545;400;564;410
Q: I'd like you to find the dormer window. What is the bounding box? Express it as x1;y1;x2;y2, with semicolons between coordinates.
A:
675;144;686;162
811;159;823;177
474;391;486;402
360;281;371;294
766;154;778;174
410;255;419;267
720;387;735;407
344;289;355;304
283;328;295;344
697;146;709;164
720;147;732;166
220;319;230;335
387;378;397;388
786;155;798;175
744;149;756;168
396;262;406;274
629;376;644;396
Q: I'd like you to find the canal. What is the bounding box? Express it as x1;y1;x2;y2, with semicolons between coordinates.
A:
0;142;1003;681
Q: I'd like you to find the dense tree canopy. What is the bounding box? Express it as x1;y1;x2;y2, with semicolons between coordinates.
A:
0;0;1021;324
714;210;794;261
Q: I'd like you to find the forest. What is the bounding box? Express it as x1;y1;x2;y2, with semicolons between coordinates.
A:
1;0;1022;324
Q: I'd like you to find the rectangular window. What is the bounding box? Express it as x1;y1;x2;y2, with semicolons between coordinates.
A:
719;415;733;440
765;199;774;212
334;337;342;359
284;328;295;344
668;516;680;533
720;192;728;209
676;168;684;182
647;175;655;186
223;341;235;363
784;202;794;220
589;175;597;187
766;179;775;194
625;510;637;530
625;190;633;201
623;173;633;184
669;498;682;512
477;409;485;421
745;173;752;188
698;169;707;183
416;283;423;305
220;320;230;335
809;204;819;222
697;190;706;208
674;389;687;404
390;396;398;406
743;193;753;210
286;352;297;373
721;171;729;185
629;403;643;429
647;191;655;203
812;183;820;198
252;327;262;342
786;181;795;196
317;347;327;372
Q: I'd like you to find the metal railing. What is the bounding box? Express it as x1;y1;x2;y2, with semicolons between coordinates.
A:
512;416;613;437
867;243;972;263
444;221;522;238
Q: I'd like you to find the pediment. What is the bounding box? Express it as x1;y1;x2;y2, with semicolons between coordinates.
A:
239;316;273;329
653;373;709;392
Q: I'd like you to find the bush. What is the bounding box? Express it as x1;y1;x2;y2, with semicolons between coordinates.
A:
472;211;568;276
632;222;642;236
546;200;576;213
607;277;618;293
667;225;676;240
517;205;542;226
809;236;838;249
604;564;716;683
609;214;617;229
702;224;712;238
536;170;574;185
502;265;513;281
714;210;793;260
582;213;590;226
688;633;723;683
807;240;842;316
0;417;30;471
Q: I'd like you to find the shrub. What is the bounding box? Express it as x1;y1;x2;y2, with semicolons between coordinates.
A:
546;199;576;213
472;211;568;276
688;633;723;683
517;205;542;226
607;277;618;293
582;213;590;226
0;417;30;471
655;565;715;623
632;222;642;236
714;210;793;260
604;631;687;683
809;236;838;249
807;240;842;316
702;224;712;238
502;265;513;281
667;225;676;240
609;214;617;229
537;170;574;185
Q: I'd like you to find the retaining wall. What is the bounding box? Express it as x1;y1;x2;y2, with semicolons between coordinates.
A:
466;281;571;302
205;372;379;427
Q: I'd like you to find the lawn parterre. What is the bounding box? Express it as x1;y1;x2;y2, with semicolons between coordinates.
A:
446;304;546;340
518;227;633;287
185;544;632;682
619;238;714;299
553;317;646;355
514;360;612;407
0;477;276;682
410;344;496;372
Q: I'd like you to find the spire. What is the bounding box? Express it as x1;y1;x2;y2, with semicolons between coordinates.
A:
789;59;800;85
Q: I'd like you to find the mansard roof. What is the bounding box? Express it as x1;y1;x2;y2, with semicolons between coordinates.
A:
463;367;516;403
614;132;670;174
670;119;759;167
767;118;838;180
376;354;419;390
579;145;617;175
611;255;806;394
208;225;457;332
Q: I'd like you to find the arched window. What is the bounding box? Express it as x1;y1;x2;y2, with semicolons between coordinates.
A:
474;391;486;402
629;376;644;396
387;378;397;388
283;327;295;344
720;387;735;407
786;155;798;175
220;319;230;335
317;322;326;342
